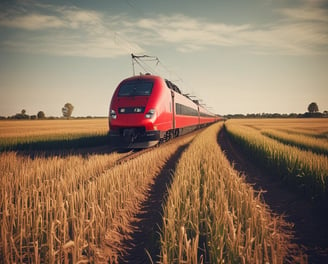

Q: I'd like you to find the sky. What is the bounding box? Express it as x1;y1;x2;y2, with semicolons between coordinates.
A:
0;0;327;117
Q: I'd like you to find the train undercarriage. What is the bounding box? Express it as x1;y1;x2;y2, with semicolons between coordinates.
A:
109;125;199;149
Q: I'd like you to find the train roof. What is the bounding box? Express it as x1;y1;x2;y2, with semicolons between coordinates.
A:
121;74;182;94
121;74;162;82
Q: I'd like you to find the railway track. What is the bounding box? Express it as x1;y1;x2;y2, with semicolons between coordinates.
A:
110;129;200;166
18;129;203;193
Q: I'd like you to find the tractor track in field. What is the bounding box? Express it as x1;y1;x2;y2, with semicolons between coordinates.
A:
218;126;328;264
118;139;191;263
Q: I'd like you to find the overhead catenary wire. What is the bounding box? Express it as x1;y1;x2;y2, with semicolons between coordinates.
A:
121;1;216;114
131;54;214;110
122;1;184;84
131;54;160;75
130;54;214;110
131;53;182;84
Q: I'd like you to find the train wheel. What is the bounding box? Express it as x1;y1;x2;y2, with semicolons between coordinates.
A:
174;129;180;138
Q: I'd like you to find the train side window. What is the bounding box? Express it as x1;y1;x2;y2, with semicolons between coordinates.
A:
175;103;198;116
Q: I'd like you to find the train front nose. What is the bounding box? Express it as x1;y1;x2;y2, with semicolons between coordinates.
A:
109;107;160;148
109;107;155;130
108;77;160;148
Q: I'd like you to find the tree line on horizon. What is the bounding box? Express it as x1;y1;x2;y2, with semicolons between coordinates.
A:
0;102;327;120
0;103;78;120
225;102;328;119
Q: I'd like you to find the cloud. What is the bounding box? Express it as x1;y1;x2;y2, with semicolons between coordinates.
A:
0;13;64;30
122;14;252;53
269;5;328;54
2;35;141;58
0;3;101;30
0;1;327;57
0;2;144;57
279;7;328;23
119;10;328;55
135;10;328;55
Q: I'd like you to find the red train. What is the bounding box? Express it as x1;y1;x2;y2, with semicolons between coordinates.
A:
109;74;219;148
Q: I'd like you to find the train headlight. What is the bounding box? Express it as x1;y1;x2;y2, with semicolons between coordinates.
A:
110;109;117;119
145;109;155;119
134;107;143;113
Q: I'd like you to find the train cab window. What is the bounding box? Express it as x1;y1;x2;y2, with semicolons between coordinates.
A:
118;81;154;97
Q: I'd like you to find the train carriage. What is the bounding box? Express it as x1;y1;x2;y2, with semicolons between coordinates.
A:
109;74;218;148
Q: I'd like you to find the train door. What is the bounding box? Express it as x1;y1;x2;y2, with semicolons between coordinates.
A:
171;90;175;130
197;105;200;128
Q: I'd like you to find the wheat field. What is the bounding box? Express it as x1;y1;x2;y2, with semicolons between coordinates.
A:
0;119;109;151
1;118;324;263
225;118;328;201
160;122;304;263
0;120;195;263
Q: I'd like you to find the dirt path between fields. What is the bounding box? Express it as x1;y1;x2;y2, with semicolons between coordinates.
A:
118;144;189;263
218;126;328;264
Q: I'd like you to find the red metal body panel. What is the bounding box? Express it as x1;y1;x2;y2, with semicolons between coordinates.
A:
173;92;198;128
108;74;219;146
109;75;173;132
199;105;217;124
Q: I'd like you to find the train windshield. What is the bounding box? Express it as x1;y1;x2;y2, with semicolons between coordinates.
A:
118;80;154;97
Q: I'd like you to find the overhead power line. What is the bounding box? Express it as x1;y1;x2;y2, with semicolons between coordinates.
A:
131;54;159;75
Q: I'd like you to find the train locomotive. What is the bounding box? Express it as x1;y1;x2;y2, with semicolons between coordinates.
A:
108;74;218;148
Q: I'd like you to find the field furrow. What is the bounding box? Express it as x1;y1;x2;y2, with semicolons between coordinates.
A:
219;124;328;263
0;151;124;263
225;121;328;201
160;122;301;263
0;131;196;263
261;129;328;156
1;118;327;263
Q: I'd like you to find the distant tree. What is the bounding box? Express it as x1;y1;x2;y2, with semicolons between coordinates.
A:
62;103;74;118
288;113;298;118
14;109;29;119
37;111;45;119
308;102;319;113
